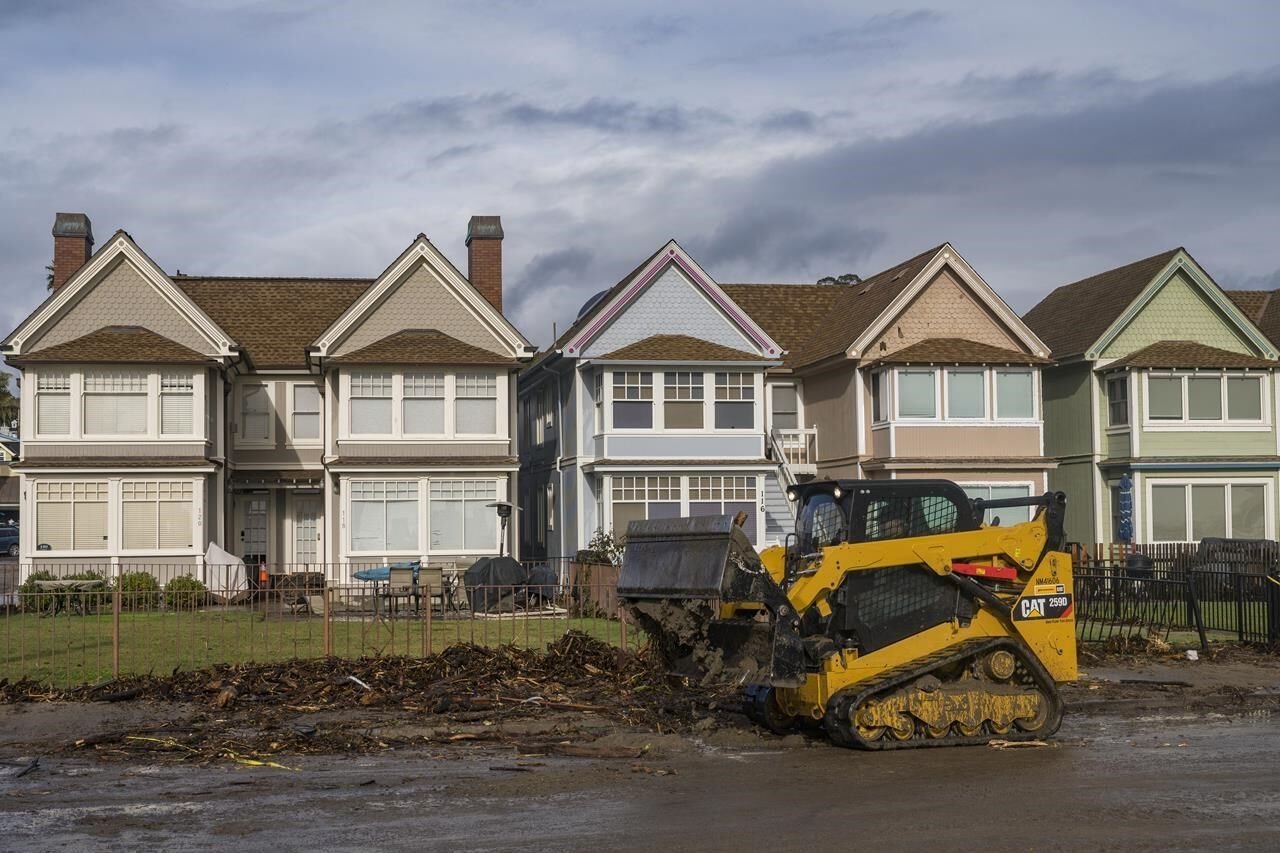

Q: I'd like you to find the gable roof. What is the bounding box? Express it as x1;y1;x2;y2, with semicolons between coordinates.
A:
329;329;519;365
552;245;670;352
313;235;530;360
1100;341;1276;371
1022;249;1182;359
176;276;371;369
597;334;764;362
8;326;211;366
865;338;1050;368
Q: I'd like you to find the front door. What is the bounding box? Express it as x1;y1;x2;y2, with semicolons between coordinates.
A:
235;494;271;565
290;494;323;566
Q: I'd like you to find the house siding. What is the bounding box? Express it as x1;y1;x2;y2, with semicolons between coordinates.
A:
331;261;508;356
1049;459;1096;544
893;425;1040;458
1140;430;1277;457
23;443;208;458
26;258;210;354
1101;271;1255;359
868;268;1022;357
337;443;511;458
1042;362;1094;459
581;265;757;358
802;364;858;466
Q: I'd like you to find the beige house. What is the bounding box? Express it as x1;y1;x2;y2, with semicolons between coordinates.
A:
3;213;533;582
726;243;1055;519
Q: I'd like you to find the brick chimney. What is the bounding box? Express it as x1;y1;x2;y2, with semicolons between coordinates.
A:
51;212;94;290
466;215;503;313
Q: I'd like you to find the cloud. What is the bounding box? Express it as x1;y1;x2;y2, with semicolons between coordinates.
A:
694;206;884;275
500;98;730;134
758;110;819;133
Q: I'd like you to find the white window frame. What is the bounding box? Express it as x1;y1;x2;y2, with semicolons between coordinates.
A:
455;373;500;438
871;369;888;424
993;368;1038;422
81;370;151;439
31;479;111;555
402;372;447;439
34;370;72;437
159;373;196;438
958;482;1035;525
895;368;939;420
340;370;507;441
428;478;501;555
120;479;198;555
1106;373;1130;429
1141;371;1270;430
943;368;987;420
1144;478;1274;543
885;366;1040;425
236;381;276;448
348;479;421;554
593;370;604;435
610;370;655;432
286;382;323;447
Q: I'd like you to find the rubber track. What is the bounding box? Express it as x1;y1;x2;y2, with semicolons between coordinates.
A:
822;638;1064;750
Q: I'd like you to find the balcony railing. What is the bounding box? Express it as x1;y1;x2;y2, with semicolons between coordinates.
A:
770;427;818;477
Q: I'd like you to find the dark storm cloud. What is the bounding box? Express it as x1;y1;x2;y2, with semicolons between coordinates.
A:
694;206;884;275
758;110;819;133
501;98;730;134
512;247;595;299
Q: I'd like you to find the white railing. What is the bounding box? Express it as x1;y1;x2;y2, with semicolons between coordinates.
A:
770;427;818;478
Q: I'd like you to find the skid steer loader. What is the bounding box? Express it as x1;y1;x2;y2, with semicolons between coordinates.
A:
618;480;1076;749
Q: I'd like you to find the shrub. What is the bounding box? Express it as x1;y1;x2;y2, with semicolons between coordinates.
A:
165;574;208;610
66;570;109;613
17;570;57;613
118;571;161;611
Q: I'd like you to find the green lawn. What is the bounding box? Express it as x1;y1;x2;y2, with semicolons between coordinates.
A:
0;608;640;688
1077;598;1273;638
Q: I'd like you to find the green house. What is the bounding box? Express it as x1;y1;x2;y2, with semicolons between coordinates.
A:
1024;249;1279;545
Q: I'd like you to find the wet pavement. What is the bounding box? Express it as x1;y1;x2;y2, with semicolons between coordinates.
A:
2;708;1278;852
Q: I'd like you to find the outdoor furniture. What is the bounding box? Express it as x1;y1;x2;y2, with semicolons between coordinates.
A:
33;579;107;616
384;566;419;615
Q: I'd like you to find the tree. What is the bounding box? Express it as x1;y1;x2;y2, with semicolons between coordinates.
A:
816;273;862;286
0;372;17;431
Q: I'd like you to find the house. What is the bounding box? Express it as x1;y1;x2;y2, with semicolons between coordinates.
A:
0;429;18;529
2;213;533;582
517;241;791;561
519;240;1054;558
1023;248;1279;546
727;243;1055;524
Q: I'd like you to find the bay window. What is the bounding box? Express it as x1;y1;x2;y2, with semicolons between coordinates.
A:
84;371;147;435
945;369;985;419
455;373;497;434
897;369;936;418
593;370;603;433
34;481;108;551
995;369;1034;419
350;480;418;552
430;480;498;551
350;373;393;435
664;372;704;429
160;374;194;435
612;371;654;428
403;373;445;435
689;475;758;542
122;480;194;550
714;372;754;429
36;371;71;435
1150;482;1268;541
290;384;321;441
871;370;886;423
1146;373;1265;424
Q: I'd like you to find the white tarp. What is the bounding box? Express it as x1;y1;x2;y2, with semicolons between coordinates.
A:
204;542;248;600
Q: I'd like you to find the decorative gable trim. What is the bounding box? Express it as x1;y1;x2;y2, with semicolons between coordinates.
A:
1086;251;1277;361
312;236;531;359
3;232;236;358
848;244;1049;360
563;241;783;359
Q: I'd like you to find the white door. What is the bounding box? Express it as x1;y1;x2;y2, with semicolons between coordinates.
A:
235;495;271;564
291;495;322;565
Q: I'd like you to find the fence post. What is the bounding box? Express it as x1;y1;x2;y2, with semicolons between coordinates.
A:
1235;570;1246;644
322;587;331;657
423;583;432;658
1185;570;1207;652
111;572;121;678
1269;568;1280;645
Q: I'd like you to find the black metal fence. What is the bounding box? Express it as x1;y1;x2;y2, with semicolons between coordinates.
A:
1073;541;1280;648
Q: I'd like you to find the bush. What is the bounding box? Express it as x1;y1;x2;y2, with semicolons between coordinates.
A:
16;569;108;613
17;570;57;613
119;571;161;611
165;574;208;610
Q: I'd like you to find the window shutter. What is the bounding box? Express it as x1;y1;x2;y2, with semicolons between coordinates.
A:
123;501;158;549
161;394;193;435
37;395;70;435
36;502;72;550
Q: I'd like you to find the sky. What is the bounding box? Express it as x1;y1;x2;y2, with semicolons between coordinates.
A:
3;0;1280;354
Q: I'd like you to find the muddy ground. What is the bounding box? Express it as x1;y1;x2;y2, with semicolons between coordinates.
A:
3;643;1280;851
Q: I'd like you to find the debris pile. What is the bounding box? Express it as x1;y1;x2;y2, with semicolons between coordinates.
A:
0;632;748;764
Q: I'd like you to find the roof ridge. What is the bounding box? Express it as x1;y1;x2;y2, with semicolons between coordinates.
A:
175;275;374;283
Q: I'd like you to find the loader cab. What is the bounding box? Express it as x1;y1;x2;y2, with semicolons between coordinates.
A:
788;479;980;553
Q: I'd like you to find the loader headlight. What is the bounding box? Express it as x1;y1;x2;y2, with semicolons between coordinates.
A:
786;488;797;502
833;486;843;499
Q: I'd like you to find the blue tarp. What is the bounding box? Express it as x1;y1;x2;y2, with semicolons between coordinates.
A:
352;561;419;583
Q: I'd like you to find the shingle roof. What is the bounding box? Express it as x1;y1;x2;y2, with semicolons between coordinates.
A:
1022;249;1181;360
598;334;762;362
1228;289;1280;349
552;244;670;352
1101;341;1275;371
176;276;371;369
865;338;1050;367
11;326;210;365
330;329;517;365
723;245;945;370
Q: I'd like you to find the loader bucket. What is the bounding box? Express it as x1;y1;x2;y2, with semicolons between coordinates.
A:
618;516;805;687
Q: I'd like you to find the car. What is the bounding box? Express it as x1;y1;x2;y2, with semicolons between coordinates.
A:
0;523;17;558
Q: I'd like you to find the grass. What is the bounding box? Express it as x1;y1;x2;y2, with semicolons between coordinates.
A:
1077;598;1274;638
0;607;638;688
